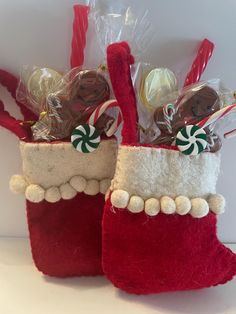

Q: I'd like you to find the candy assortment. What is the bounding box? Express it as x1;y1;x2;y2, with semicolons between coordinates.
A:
16;66;118;142
13;3;152;152
136;39;236;155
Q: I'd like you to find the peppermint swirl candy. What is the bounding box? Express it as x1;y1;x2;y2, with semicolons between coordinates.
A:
176;125;207;156
71;124;101;153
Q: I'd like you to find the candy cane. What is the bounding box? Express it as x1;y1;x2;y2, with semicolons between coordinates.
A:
47;95;63;122
87;99;122;136
184;39;214;87
224;128;236;139
197;104;236;129
197;103;236;140
163;103;176;134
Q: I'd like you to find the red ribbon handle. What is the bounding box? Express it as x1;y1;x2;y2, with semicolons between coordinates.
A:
0;69;32;139
107;42;138;144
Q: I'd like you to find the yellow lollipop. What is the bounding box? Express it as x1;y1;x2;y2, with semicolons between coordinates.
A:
140;68;178;110
27;67;62;105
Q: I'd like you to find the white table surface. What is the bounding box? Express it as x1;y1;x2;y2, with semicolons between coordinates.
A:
0;238;235;314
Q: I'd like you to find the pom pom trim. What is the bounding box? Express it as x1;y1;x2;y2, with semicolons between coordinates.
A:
10;174;111;203
110;190;225;218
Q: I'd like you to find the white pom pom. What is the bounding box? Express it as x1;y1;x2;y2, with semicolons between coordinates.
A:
145;198;160;216
161;196;176;214
25;184;45;203
84;179;100;196
208;194;225;215
60;183;77;200
70;176;87;193
111;190;129;208
175;196;191;215
45;187;61;203
190;198;209;218
100;179;111;195
9;175;28;194
127;196;144;213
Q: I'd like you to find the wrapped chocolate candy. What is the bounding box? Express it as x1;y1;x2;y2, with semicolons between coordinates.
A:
154;84;221;136
32;68;111;141
205;129;222;153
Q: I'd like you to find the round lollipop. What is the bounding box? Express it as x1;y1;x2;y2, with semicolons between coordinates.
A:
27;68;62;105
140;68;178;110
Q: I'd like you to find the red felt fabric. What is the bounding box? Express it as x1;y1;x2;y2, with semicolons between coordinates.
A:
0;69;37;121
0;69;36;139
27;192;104;277
102;198;236;294
103;200;236;294
107;42;138;144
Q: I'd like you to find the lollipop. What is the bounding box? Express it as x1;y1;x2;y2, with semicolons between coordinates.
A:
27;67;62;105
140;68;178;110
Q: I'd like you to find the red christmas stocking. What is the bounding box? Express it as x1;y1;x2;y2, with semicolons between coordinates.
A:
102;42;236;294
0;68;117;277
11;139;116;277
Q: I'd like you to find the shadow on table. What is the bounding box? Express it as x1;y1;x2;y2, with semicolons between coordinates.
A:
116;280;236;314
43;274;110;291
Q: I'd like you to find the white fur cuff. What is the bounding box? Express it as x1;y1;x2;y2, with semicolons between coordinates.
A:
111;145;221;200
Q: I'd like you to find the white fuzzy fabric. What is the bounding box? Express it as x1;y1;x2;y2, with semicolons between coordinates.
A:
190;198;209;218
10;173;112;203
208;194;225;214
84;180;100;196
160;196;176;214
20;140;117;189
99;179;111;195
127;196;144;213
111;145;221;199
25;185;45;203
144;198;160;216
45;187;61;203
110;191;225;218
175;196;191;215
70;176;87;192
111;190;129;208
60;183;77;200
9;175;28;194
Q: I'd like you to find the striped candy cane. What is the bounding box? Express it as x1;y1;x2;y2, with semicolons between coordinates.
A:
163;103;176;134
197;103;236;139
197;104;236;128
87;99;122;137
47;95;63;122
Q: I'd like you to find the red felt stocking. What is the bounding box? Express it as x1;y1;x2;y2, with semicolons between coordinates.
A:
2;4;118;277
102;42;236;294
0;66;117;277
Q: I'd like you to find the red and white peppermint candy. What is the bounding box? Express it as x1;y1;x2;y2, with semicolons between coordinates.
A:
87;99;122;136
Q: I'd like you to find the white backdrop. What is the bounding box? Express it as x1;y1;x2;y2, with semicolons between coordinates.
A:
0;0;236;241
